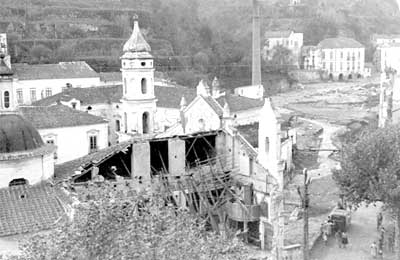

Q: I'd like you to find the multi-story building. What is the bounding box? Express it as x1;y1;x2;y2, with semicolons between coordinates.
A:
302;37;365;80
318;37;365;80
263;31;303;67
371;34;400;46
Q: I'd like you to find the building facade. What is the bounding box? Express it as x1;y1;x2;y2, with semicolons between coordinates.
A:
263;31;303;67
375;43;400;73
302;37;366;80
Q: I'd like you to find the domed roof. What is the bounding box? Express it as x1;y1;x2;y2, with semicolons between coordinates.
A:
0;114;44;153
123;19;151;53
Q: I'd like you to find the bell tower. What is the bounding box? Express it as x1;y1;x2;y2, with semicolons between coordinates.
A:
0;35;16;114
120;16;157;135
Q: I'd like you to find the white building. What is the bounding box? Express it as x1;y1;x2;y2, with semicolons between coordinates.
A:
234;85;264;99
318;37;365;80
13;61;101;105
371;34;400;46
301;45;322;70
375;43;400;73
263;31;303;67
20;105;108;164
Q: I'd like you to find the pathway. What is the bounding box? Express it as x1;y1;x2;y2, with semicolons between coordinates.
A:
311;203;389;260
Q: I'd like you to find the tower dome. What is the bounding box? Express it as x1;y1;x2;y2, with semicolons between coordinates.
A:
0;114;44;153
123;17;151;54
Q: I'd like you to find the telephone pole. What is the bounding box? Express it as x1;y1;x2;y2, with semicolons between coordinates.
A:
297;168;311;260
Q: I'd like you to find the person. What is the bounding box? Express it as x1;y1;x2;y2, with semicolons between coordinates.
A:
322;231;328;246
342;231;349;248
335;230;342;248
370;241;378;259
377;212;383;230
388;231;395;252
378;248;383;259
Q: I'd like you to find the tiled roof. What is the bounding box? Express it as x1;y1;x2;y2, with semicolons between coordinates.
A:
0;58;12;76
20;105;107;129
236;123;259;148
99;72;122;82
55;141;132;180
32;85;123;106
0;184;67;236
265;30;292;38
155;85;197;109
13;61;99;80
318;37;364;49
216;95;264;112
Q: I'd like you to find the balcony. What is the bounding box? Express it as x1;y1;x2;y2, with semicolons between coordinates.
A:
226;202;261;222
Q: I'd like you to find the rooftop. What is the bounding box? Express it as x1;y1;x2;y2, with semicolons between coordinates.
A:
13;61;98;81
317;37;364;49
20;105;107;129
264;30;293;38
123;20;151;54
33;84;264;112
0;183;67;236
0;114;44;153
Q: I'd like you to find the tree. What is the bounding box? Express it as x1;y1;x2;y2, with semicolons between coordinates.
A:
15;182;248;260
55;44;75;62
264;45;294;72
30;44;52;63
333;125;400;259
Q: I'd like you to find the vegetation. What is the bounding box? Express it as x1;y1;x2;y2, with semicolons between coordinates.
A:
334;125;400;259
9;182;248;260
1;0;400;88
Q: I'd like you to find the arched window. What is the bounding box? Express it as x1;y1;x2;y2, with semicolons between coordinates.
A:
141;78;147;94
123;78;127;94
142;112;149;134
116;119;121;132
4;91;10;108
9;178;28;186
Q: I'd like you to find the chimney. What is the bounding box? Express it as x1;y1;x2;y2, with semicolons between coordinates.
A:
180;96;187;133
252;0;262;87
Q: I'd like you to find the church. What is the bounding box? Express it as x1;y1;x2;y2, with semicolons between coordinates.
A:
33;17;266;149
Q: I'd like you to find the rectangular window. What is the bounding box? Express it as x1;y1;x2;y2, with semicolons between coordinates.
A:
45;88;52;97
16;89;23;104
330;51;333;59
323;62;326;69
330;62;333;71
46;139;57;159
340;52;343;59
89;135;97;153
30;88;36;102
265;137;270;154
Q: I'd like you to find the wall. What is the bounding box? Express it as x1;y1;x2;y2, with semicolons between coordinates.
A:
154;107;180;131
234;85;264;99
321;47;365;78
233;107;262;126
0;152;54;188
377;46;400;73
38;123;108;164
288;69;322;83
15;77;101;105
184;98;221;133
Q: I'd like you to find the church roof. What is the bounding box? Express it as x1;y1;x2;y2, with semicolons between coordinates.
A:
20;105;107;129
202;96;224;116
123;20;151;53
0;114;44;153
317;37;364;49
0;183;68;236
13;61;98;80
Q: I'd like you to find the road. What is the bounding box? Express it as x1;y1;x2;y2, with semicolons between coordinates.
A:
310;203;395;260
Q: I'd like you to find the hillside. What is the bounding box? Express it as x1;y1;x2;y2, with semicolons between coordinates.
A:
1;0;400;89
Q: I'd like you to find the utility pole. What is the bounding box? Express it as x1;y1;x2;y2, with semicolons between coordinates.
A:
297;168;311;260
